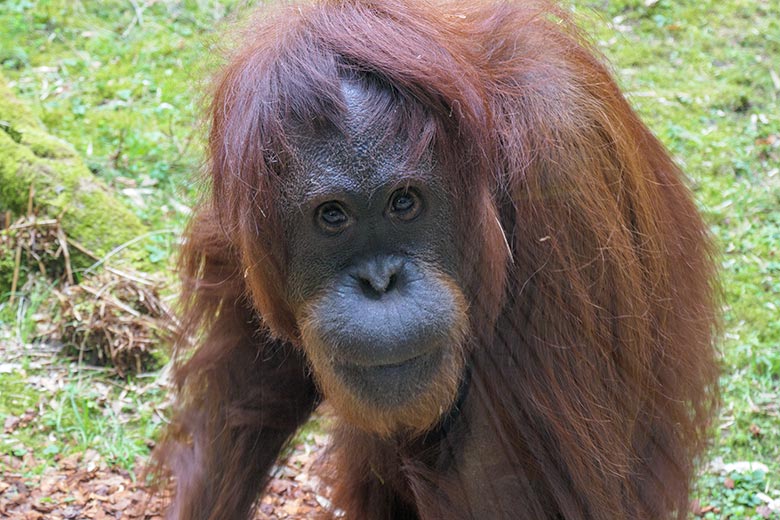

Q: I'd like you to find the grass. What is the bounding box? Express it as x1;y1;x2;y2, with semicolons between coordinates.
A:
589;0;780;457
0;0;233;231
0;0;246;476
0;361;164;473
581;1;780;512
1;0;778;515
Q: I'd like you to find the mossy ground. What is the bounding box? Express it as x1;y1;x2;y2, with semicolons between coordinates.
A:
0;0;778;516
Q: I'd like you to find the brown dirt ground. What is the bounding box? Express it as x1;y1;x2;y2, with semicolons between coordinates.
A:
0;438;332;519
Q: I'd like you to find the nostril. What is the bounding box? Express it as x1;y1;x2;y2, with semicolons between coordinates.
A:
358;276;379;296
386;273;398;292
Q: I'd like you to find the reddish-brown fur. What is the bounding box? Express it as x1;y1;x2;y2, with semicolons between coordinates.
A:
153;1;719;518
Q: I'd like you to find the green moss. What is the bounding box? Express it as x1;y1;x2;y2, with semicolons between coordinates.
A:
0;76;148;275
0;371;37;418
0;78;41;132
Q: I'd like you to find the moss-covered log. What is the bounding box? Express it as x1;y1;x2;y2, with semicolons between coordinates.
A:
0;76;149;291
0;77;148;250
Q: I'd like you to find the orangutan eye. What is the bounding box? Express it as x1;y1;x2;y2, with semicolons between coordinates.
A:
388;189;422;220
316;202;350;232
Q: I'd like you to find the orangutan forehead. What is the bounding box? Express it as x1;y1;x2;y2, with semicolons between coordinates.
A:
283;129;436;206
281;79;437;204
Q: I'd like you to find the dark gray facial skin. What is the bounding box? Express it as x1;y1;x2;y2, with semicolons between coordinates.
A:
280;80;463;407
